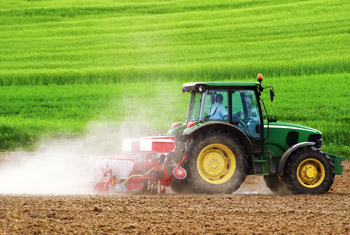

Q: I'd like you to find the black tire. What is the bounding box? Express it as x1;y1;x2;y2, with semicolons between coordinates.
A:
283;146;334;194
264;175;290;194
185;131;248;194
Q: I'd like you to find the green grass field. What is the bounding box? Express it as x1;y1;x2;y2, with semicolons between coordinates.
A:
1;0;349;84
0;0;349;157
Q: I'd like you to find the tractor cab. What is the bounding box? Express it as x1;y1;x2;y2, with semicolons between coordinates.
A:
187;86;261;135
182;82;264;155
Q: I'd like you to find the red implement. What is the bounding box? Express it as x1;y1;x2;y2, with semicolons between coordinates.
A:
89;136;187;194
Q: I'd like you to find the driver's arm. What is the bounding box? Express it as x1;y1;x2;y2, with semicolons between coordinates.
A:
220;105;228;120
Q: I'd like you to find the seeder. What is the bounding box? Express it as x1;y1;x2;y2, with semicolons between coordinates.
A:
89;136;188;194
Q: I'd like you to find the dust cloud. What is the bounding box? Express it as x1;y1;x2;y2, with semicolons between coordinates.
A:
0;122;149;195
234;176;273;195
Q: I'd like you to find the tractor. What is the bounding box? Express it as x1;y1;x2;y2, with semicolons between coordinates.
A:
90;74;344;194
166;74;344;194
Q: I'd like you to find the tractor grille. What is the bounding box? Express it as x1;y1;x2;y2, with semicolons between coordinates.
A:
308;134;322;148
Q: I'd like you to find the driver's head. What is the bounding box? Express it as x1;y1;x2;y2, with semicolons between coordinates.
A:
216;94;223;103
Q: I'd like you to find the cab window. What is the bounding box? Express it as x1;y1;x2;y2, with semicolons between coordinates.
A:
203;90;229;122
187;92;202;122
232;90;260;139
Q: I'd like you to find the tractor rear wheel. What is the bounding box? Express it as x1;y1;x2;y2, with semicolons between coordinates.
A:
185;131;248;194
264;175;289;194
283;146;334;194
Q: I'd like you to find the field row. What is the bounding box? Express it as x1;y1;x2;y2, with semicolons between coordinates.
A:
0;74;348;157
0;0;349;84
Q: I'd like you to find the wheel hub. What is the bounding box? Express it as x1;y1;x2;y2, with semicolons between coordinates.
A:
204;151;226;176
197;144;236;184
297;158;325;188
304;164;317;179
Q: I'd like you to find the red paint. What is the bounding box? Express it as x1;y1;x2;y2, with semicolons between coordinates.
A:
165;154;189;182
171;122;181;129
187;121;196;128
174;167;187;179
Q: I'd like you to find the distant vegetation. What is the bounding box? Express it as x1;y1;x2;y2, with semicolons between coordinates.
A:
1;0;349;84
0;0;349;157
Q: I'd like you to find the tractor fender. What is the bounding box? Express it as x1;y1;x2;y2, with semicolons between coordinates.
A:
277;141;316;176
183;122;254;157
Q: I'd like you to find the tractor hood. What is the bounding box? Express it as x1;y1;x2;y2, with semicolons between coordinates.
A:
264;121;322;154
265;121;321;135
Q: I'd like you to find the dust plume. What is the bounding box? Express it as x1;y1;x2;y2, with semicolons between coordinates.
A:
0;122;151;195
234;176;273;195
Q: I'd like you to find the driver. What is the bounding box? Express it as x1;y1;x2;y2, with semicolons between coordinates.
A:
209;94;228;120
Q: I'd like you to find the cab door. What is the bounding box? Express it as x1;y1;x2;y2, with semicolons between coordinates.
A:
231;89;262;154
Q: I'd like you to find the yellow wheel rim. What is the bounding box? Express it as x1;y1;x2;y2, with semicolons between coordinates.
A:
197;144;236;184
297;158;325;188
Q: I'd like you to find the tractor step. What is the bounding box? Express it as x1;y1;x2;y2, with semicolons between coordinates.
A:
252;156;268;175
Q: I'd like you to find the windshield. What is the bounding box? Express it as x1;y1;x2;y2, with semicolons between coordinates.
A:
232;90;260;138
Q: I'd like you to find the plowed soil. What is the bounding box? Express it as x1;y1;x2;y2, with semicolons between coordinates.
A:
0;160;349;234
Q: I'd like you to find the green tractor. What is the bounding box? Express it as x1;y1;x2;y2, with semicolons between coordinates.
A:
166;74;344;194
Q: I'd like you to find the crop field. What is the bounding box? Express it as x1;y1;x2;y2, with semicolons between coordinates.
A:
0;74;349;156
1;0;350;85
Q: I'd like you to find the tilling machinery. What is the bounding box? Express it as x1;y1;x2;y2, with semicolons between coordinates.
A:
89;136;188;193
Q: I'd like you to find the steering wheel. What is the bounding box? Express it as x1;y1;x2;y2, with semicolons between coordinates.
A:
233;111;242;121
232;111;247;128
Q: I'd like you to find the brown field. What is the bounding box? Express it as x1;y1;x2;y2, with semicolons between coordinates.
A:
0;160;349;234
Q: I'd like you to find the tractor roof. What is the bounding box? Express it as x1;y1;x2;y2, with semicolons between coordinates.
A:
182;82;259;92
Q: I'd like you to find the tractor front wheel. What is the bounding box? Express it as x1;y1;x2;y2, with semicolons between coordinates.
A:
185;132;248;194
283;147;334;194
